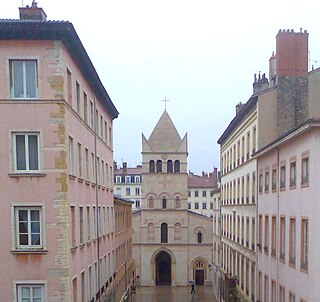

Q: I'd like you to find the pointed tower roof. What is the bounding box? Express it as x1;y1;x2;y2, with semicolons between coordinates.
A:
143;110;187;153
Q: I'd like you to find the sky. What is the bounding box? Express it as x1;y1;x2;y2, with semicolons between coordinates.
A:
2;0;320;175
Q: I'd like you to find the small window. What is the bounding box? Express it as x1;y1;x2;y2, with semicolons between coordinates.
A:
12;133;40;172
195;202;199;209
280;165;286;189
162;197;167;209
301;156;309;185
197;232;203;243
10;60;37;99
15;207;43;249
175;197;181;208
174;160;180;173
195;191;199;197
290;161;296;187
148;197;154;208
167;160;173;173
161;223;168;243
135;188;140;195
149;160;155;173
188;191;191;197
17;284;44;302
135;200;141;208
115;176;121;183
125;176;131;183
202;202;207;209
157;160;162;173
188;202;191;209
126;188;130;195
202;190;207;197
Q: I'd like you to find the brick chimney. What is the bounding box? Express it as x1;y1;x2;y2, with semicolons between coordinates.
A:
123;162;127;173
19;1;47;21
276;29;309;135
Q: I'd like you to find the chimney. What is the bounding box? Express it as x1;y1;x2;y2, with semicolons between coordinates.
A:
276;29;309;135
253;72;269;95
123;162;127;173
19;1;47;21
235;102;245;114
276;29;308;76
113;161;117;171
269;51;277;86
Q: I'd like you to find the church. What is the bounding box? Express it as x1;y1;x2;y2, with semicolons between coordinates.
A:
132;110;213;286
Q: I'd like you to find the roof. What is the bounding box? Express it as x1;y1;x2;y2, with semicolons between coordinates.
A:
114;195;134;205
143;110;187;153
114;166;142;176
187;174;217;188
0;19;118;119
217;95;258;145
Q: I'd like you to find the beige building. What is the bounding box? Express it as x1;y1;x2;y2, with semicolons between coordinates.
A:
132;110;213;287
187;170;219;217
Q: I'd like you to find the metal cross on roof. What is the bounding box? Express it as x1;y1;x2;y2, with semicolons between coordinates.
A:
162;95;170;111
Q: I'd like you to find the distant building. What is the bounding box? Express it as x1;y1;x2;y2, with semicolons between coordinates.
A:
0;4;133;302
132;110;213;286
187;169;219;217
114;163;142;210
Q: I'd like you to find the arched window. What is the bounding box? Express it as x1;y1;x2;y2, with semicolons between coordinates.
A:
162;197;167;209
148;197;154;208
156;160;162;173
174;160;180;173
149;160;155;173
167;160;173;173
161;223;168;243
175;196;181;209
197;231;203;243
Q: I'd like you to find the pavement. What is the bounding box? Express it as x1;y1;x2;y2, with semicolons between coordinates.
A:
132;286;216;302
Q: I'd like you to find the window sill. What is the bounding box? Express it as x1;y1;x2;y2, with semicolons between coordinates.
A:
9;172;46;178
301;182;309;188
78;177;84;183
11;249;48;254
79;243;86;249
69;174;76;180
71;246;78;252
85;180;91;186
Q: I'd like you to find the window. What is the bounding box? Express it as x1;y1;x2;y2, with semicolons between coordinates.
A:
78;143;82;177
195;191;199;197
175;197;181;208
289;292;296;302
210;202;213;209
84;92;88;123
126;188;130;196
148;197;154;208
135;200;140;208
289;218;296;266
202;202;207;209
301;156;309;185
271;280;276;302
135;188;140;195
69;136;74;175
86;207;91;241
279;285;285;302
11;60;37;99
79;207;84;244
280;216;285;261
90;101;94;129
202;190;207;197
162;197;167;209
161;223;168;243
12;133;40;172
271;216;276;256
280;164;286;189
188;191;191;197
174;160;180;173
272;168;277;191
167;160;173;173
259;173;263;193
85;148;89;180
264;215;269;253
188;202;191;209
149;160;155;173
15;207;42;249
71;206;76;247
195;202;199;209
17;284;44;302
156;160;162;173
290;160;296;188
264;275;269;302
76;81;80;114
265;171;269;192
301;218;308;271
258;214;262;251
197;231;203;243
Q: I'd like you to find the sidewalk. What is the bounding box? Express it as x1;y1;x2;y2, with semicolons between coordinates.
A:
132;286;216;302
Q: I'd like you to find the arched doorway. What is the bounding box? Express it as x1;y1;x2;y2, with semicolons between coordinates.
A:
156;251;171;285
193;259;206;285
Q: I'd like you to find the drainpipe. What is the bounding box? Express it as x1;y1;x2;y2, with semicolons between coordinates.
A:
94;97;101;301
276;147;280;302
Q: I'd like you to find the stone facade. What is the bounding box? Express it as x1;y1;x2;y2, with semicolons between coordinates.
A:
132;110;213;287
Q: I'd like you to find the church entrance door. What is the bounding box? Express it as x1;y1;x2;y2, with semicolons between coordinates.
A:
155;251;171;285
195;270;204;285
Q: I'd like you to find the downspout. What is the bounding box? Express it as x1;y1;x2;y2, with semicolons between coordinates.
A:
276;147;280;302
94;97;101;300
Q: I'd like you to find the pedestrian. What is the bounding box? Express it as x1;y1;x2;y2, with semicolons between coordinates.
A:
190;281;195;294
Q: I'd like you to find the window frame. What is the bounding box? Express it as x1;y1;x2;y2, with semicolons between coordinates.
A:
12;132;41;173
15;282;46;302
10;59;38;99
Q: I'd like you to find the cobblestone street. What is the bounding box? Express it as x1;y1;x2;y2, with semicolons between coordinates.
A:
132;286;216;302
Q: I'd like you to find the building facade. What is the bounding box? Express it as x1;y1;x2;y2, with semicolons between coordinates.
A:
0;4;132;302
132;110;213;287
187;170;219;217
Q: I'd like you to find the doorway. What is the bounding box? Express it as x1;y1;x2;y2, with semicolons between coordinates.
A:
195;270;204;285
155;251;171;285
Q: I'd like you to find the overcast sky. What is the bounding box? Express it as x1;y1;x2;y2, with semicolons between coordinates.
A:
3;0;320;174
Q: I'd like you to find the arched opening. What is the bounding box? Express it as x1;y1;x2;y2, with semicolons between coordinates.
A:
175;196;181;209
197;232;203;243
193;259;206;285
162;196;167;209
156;160;162;173
174;160;180;173
161;223;168;243
167;160;173;173
156;251;171;286
149;160;155;173
148;197;154;208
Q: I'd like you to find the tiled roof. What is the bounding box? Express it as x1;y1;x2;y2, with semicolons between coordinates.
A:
114;166;142;176
0;19;118;119
187;174;217;188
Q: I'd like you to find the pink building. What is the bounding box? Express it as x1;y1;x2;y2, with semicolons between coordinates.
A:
0;4;121;302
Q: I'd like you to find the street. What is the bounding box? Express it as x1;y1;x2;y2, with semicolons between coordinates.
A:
132;286;217;302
